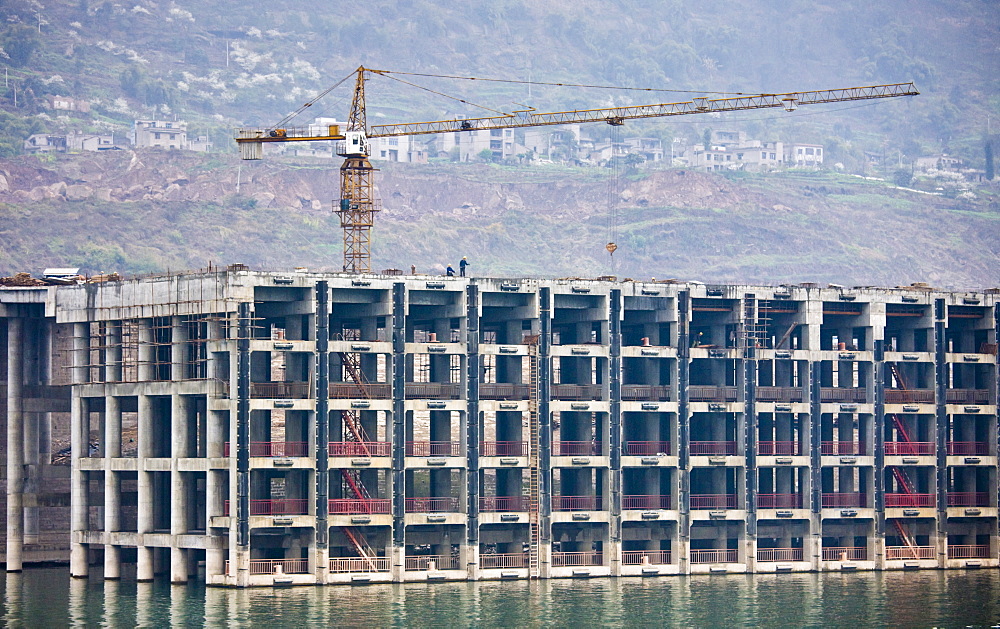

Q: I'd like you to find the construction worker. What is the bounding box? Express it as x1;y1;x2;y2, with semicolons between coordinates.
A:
459;257;469;277
446;265;455;277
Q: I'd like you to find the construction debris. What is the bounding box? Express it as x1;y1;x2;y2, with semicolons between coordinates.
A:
0;272;46;287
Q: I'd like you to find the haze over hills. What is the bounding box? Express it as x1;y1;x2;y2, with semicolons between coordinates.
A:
0;0;997;286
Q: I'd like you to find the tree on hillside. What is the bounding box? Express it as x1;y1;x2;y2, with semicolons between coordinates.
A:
0;25;40;67
624;152;645;173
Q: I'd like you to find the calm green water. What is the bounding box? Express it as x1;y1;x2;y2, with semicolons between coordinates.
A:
2;567;998;628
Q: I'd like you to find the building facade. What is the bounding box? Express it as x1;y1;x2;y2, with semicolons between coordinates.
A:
2;271;997;586
133;120;188;150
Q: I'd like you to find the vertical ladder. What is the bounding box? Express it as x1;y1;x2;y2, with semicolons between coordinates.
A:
740;298;771;349
525;335;541;578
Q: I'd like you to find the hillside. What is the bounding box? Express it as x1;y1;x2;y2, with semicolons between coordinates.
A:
1;151;997;289
0;0;997;162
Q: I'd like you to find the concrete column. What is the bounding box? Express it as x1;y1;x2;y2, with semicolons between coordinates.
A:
70;394;89;577
6;318;24;572
104;395;122;579
22;412;39;545
171;316;188;382
171;394;189;584
136;394;154;582
138;319;154;382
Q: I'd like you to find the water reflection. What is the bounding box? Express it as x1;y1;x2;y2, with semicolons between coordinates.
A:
5;572;22;627
2;568;998;627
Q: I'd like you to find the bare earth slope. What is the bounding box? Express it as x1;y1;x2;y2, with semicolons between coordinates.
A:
0;152;997;289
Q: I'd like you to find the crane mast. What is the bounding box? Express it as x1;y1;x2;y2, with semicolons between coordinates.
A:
236;67;918;273
337;69;378;273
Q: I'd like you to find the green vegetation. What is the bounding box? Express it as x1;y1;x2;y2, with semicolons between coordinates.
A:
0;0;994;169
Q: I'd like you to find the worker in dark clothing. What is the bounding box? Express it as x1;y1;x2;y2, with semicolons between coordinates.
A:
459;257;469;277
446;265;455;277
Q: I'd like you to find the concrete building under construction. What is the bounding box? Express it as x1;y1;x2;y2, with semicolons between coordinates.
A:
1;268;997;586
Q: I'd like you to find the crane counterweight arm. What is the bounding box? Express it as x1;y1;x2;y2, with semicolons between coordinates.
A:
367;82;918;138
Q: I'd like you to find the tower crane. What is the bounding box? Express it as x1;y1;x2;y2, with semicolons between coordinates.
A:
236;67;918;273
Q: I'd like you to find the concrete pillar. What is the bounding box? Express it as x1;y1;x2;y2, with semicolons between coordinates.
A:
22;411;39;545
138;319;154;382
6;318;24;572
171;316;188;382
70;394;89;577
104;395;122;579
171;394;189;584
136;394;154;582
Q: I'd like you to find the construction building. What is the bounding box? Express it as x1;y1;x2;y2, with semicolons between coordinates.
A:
1;269;997;586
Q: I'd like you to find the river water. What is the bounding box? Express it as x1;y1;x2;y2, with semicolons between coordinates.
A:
2;567;998;628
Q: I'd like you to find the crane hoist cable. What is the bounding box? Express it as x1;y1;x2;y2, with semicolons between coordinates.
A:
606;120;622;268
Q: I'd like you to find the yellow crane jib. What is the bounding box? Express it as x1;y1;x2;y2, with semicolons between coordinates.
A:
234;64;918;273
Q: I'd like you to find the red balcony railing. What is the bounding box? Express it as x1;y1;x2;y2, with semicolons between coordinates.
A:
328;441;391;457
758;441;801;456
247;559;309;575
405;497;461;513
689;386;739;402
820;387;867;403
329;382;391;399
480;553;528;569
945;389;990;404
947;441;990;456
757;548;804;562
249;382;311;399
551;551;603;567
884;441;935;456
885;389;935;404
622;550;671;565
689;441;738;456
328;498;391;515
690;494;737;510
822;546;868;561
622;385;672;401
689;549;738;564
821;441;865;455
756;386;805;403
480;440;527;456
886;546;936;560
329;557;391;573
479;383;530;400
404;382;462;400
406;441;462;457
479;496;529;512
623;495;671;510
404;555;461;571
551;384;603;401
552;495;603;511
821;493;867;508
886;493;935;508
947;545;991;559
553;441;602;456
757;493;803;509
625;441;671;456
224;499;309;516
947;492;990;507
223;441;309;457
